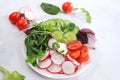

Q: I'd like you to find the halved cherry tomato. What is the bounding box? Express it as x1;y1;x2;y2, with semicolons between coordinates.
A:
81;45;88;52
16;18;28;30
68;50;80;59
76;45;89;63
76;55;89;63
9;11;21;24
67;40;82;50
62;2;73;13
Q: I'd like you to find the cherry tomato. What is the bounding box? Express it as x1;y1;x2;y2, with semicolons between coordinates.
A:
76;55;89;63
16;18;28;30
80;45;88;58
9;11;21;24
62;2;73;13
68;50;80;59
76;45;89;63
67;40;82;50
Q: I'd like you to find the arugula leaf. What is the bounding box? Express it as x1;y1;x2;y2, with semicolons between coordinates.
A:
25;22;51;66
0;66;25;80
80;8;92;23
40;2;61;15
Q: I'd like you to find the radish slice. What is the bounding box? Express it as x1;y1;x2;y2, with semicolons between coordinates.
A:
62;61;75;74
49;49;56;55
67;54;80;66
51;53;65;65
24;11;35;20
47;64;62;74
40;51;50;61
19;6;31;14
57;43;68;55
38;58;52;69
48;38;57;49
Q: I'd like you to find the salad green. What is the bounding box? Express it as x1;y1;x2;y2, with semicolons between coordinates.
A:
0;66;25;80
40;2;61;15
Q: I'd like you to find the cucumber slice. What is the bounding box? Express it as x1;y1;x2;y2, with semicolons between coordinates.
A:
64;20;71;26
44;19;57;31
55;19;64;27
51;30;63;42
64;32;77;43
72;26;79;34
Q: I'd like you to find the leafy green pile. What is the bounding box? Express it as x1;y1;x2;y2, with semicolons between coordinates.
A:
25;24;51;66
0;66;25;80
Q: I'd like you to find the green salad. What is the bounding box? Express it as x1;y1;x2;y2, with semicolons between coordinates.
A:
25;18;79;66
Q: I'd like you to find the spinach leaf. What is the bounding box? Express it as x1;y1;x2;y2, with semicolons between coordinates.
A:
40;2;61;15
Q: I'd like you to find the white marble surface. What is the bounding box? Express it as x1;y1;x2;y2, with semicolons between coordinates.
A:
0;0;120;80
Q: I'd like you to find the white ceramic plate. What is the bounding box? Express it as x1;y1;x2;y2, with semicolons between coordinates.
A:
22;15;96;79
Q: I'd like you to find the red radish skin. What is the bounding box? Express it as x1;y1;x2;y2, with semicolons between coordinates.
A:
51;53;65;65
67;54;80;66
74;63;79;72
47;64;62;74
48;38;57;49
58;70;64;74
62;61;75;75
39;51;50;62
38;58;52;69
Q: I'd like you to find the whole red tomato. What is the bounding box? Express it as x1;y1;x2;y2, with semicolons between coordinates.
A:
62;2;73;13
9;12;21;24
16;18;28;30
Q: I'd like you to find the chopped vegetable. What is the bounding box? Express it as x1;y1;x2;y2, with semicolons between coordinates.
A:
38;58;52;69
77;30;88;44
76;45;89;63
64;32;77;43
68;50;80;59
67;40;82;50
62;61;75;74
0;66;25;80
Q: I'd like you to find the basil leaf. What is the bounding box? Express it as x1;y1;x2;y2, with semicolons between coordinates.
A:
80;8;92;23
52;42;60;50
40;2;61;15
